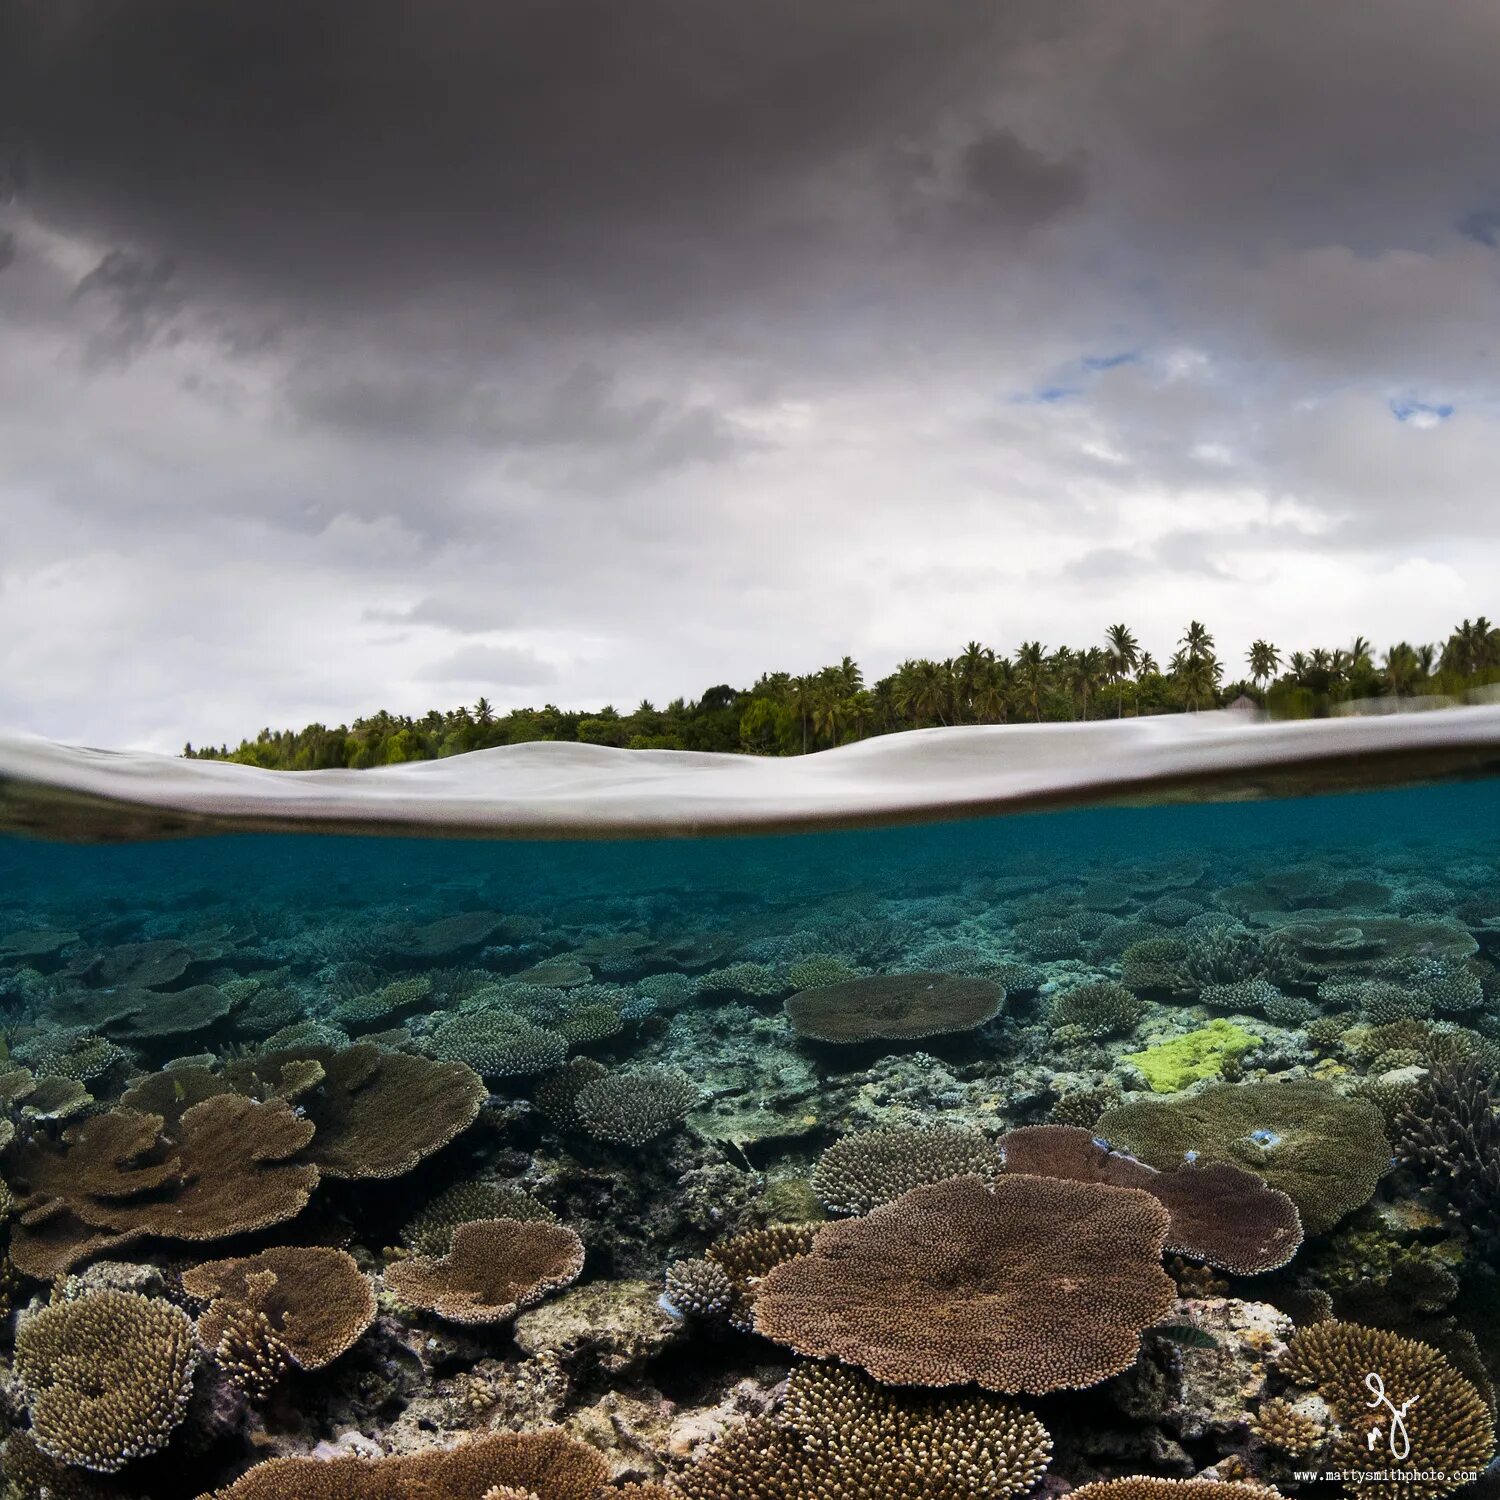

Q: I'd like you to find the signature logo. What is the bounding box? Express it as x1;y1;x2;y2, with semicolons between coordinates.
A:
1365;1372;1419;1460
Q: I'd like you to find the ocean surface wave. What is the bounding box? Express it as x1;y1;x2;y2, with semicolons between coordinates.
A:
5;704;1500;842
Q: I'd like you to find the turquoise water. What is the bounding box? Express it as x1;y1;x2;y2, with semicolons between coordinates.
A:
0;778;1497;1496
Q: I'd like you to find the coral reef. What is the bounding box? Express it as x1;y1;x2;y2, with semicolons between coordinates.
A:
1097;1079;1392;1234
14;1290;197;1473
1278;1321;1495;1498
753;1173;1175;1392
811;1123;1003;1214
385;1217;586;1324
784;973;1002;1042
676;1363;1052;1500
2;773;1498;1498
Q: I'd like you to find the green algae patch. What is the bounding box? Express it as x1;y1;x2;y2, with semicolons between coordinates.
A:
1124;1020;1261;1093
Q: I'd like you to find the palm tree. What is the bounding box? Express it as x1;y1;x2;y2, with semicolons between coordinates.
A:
1015;641;1049;723
1180;621;1215;663
1069;647;1108;719
1105;624;1140;718
473;697;494;725
1287;651;1310;684
791;674;815;754
955;641;989;723
1382;643;1421;697
1178;652;1222;712
1349;636;1374;674
1247;641;1280;696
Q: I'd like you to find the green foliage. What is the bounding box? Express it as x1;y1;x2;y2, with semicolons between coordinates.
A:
182;616;1500;768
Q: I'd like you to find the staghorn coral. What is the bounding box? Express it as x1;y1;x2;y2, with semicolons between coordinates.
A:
695;962;788;999
207;1429;611;1499
753;1173;1174;1393
227;1043;486;1178
1048;979;1147;1040
1068;1482;1279;1500
183;1246;376;1378
1394;1059;1500;1251
677;1361;1052;1500
811;1124;1004;1215
785;954;862;990
403;1181;558;1256
9;1095;319;1278
331;974;433;1030
1249;1395;1324;1455
1097;1078;1390;1235
533;1056;610;1130
573;1063;700;1145
784;972;1002;1043
705;1223;821;1332
663;1255;735;1318
12;1030;128;1083
385;1216;585;1324
1280;1321;1495;1499
996;1126;1302;1274
15;1290;197;1473
1121;937;1192;991
430;1012;569;1079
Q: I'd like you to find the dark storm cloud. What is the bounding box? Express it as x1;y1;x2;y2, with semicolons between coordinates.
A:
4;0;1077;330
6;1;1500;749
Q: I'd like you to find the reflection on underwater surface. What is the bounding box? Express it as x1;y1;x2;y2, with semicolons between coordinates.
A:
0;778;1497;1498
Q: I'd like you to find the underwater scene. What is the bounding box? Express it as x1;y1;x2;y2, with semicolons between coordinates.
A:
0;780;1497;1500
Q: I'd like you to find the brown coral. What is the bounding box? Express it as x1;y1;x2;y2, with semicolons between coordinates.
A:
226;1043;484;1178
997;1125;1302;1274
1279;1321;1495;1499
784;973;1002;1043
385;1217;585;1324
1068;1482;1281;1500
15;1290;197;1473
183;1246;375;1378
1096;1079;1390;1234
704;1223;820;1332
9;1096;319;1278
677;1361;1052;1499
207;1429;611;1498
753;1173;1174;1393
1249;1396;1324;1456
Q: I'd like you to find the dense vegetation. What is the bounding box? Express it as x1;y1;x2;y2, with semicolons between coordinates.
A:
185;617;1500;769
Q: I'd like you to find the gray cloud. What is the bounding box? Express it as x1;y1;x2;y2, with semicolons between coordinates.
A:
3;2;1500;748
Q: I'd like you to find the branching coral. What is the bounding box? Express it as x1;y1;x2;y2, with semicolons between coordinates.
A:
753;1173;1174;1392
704;1223;820;1332
663;1256;735;1318
207;1429;612;1499
573;1063;700;1145
811;1124;1004;1215
15;1290;197;1473
385;1217;585;1324
784;973;1002;1043
183;1246;376;1388
1097;1078;1390;1234
1394;1059;1500;1252
677;1362;1052;1500
1279;1322;1495;1499
1068;1481;1280;1500
429;1012;569;1079
1123;1021;1262;1092
1047;980;1147;1040
402;1181;557;1256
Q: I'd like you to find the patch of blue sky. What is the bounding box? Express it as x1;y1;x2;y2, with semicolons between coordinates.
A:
1389;396;1455;427
1081;349;1140;372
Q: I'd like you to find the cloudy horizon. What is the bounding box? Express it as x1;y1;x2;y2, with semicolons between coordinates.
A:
3;1;1499;752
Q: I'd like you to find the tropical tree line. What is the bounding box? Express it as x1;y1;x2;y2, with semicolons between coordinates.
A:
184;616;1500;768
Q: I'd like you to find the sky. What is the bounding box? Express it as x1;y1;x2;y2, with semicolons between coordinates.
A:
3;1;1500;751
